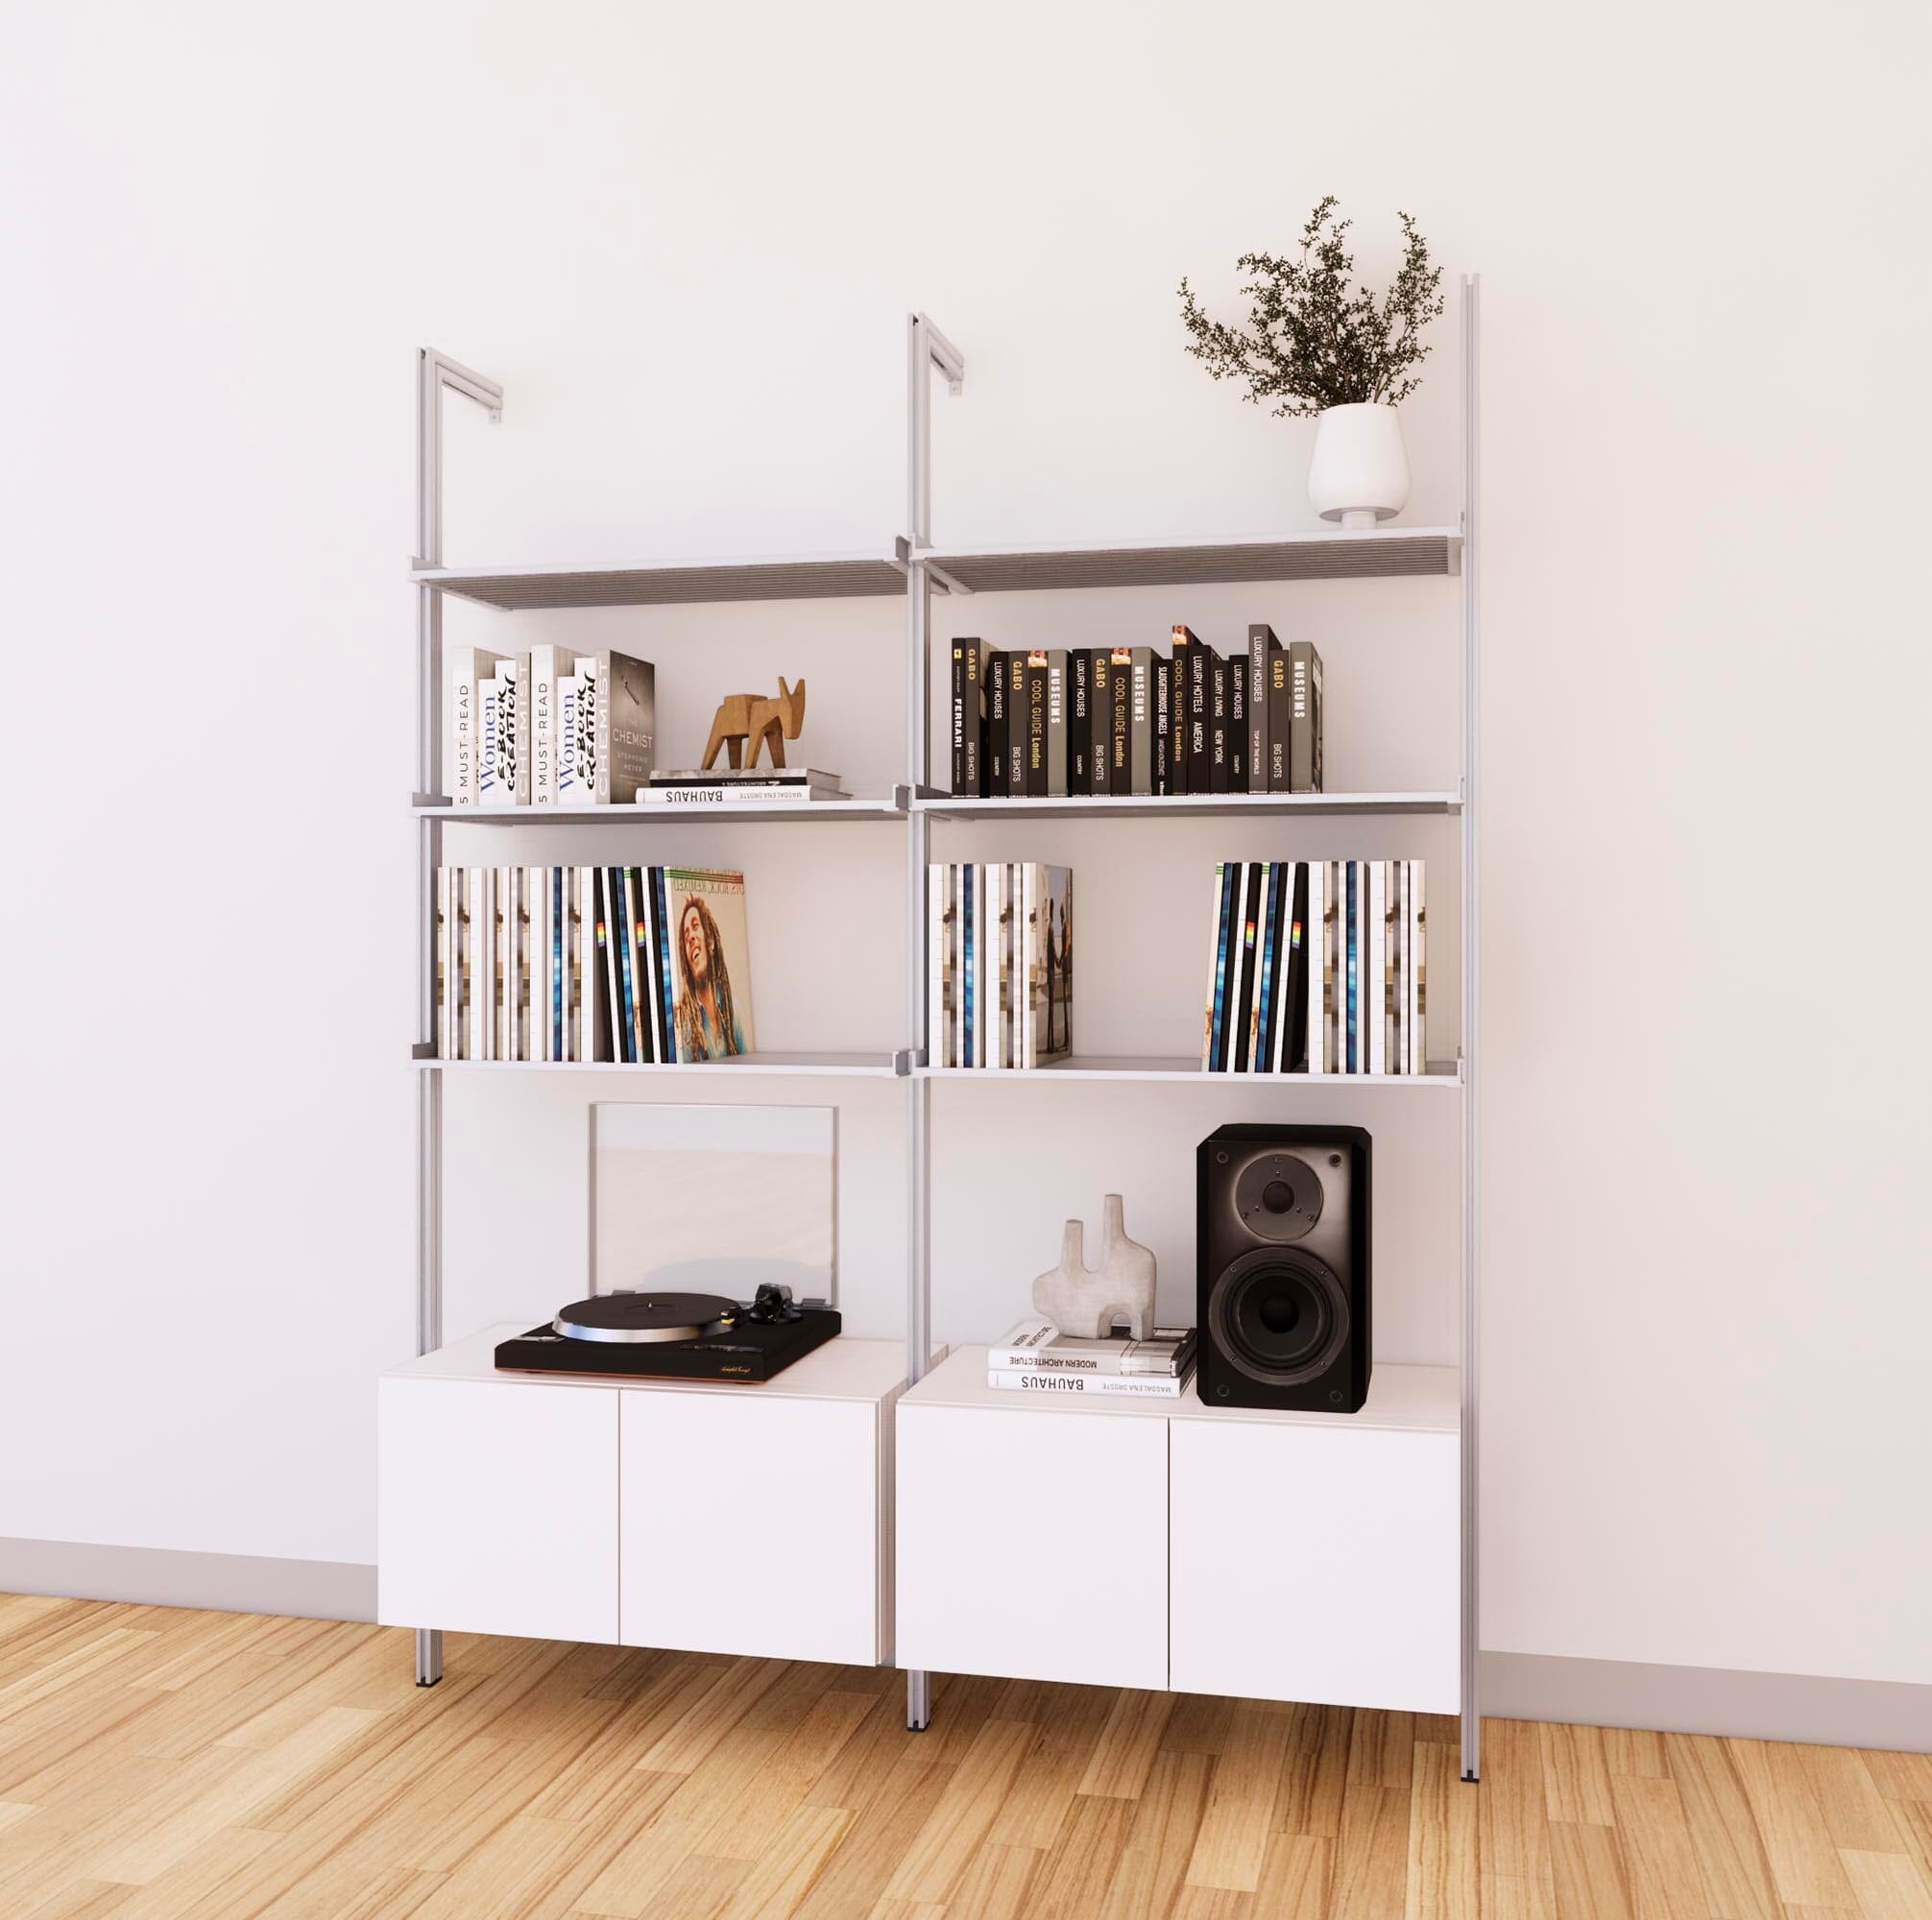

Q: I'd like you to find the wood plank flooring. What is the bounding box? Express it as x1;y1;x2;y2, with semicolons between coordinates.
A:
1;1596;1927;1919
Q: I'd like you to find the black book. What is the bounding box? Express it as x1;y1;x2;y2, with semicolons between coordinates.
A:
1209;658;1230;793
1246;624;1275;794
1128;646;1154;795
1289;640;1324;793
1006;652;1029;795
1090;649;1114;795
1186;640;1216;795
1025;653;1049;797
950;644;964;796
986;646;1008;797
596;868;624;1062
1046;650;1069;796
1230;863;1262;1071
1267;640;1291;791
1259;861;1291;1073
1169;651;1188;794
1212;855;1242;1071
1151;647;1171;798
1108;647;1132;795
1285;861;1310;1071
1069;649;1092;791
952;639;984;797
1227;658;1247;790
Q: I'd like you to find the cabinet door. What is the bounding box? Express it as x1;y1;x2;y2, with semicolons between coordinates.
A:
377;1377;619;1645
1169;1420;1458;1714
896;1403;1168;1692
620;1391;882;1666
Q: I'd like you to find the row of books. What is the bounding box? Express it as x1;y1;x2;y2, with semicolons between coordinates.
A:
448;647;656;805
987;1318;1198;1400
928;864;1074;1069
949;627;1323;800
1205;860;1426;1076
434;865;755;1063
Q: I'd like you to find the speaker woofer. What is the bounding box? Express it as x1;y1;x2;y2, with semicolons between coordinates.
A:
1206;1246;1350;1386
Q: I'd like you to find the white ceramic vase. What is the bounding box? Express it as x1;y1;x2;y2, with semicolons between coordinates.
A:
1307;402;1411;530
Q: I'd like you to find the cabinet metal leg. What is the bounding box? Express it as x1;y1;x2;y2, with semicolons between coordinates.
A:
906;1668;930;1730
415;1627;443;1687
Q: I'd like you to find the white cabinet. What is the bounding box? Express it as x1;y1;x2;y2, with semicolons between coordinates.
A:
894;1349;1459;1712
896;1376;1170;1691
621;1390;885;1665
378;1374;619;1645
379;1326;914;1667
1169;1406;1459;1714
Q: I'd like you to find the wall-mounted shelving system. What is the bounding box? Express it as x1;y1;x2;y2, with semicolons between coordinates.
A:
408;282;1480;1776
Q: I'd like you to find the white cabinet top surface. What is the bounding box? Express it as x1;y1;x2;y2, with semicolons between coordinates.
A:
907;1346;1459;1434
387;1323;928;1404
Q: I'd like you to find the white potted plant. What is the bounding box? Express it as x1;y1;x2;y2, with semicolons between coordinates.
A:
1180;198;1445;528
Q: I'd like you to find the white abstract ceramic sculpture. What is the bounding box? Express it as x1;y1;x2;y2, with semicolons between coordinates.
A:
1307;401;1412;529
1032;1193;1157;1339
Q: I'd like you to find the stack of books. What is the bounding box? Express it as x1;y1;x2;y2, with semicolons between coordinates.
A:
1203;859;1425;1075
640;768;849;806
928;864;1074;1069
987;1318;1197;1400
448;646;656;806
949;628;1321;799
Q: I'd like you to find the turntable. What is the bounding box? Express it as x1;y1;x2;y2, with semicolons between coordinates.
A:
494;1284;840;1383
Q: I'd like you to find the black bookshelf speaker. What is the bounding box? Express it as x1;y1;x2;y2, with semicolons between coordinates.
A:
1196;1123;1371;1412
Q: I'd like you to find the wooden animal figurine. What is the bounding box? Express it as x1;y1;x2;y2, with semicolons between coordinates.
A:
701;677;807;770
1032;1193;1157;1339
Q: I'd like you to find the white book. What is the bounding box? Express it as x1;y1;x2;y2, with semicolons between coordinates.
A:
926;867;943;1067
532;866;550;1063
953;866;966;1070
1409;861;1426;1074
1368;860;1388;1075
475;663;522;807
469;869;493;1060
548;866;567;1063
1388;862;1405;1075
996;862;1011;1070
555;667;594;805
986;1369;1192;1400
976;864;991;1071
1304;861;1325;1074
434;868;452;1061
576;867;598;1062
448;648;508;806
1021;862;1037;1069
529;647;568;804
639;785;848;806
522;867;542;1062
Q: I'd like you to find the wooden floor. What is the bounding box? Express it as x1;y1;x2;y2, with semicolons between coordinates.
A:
1;1598;1927;1918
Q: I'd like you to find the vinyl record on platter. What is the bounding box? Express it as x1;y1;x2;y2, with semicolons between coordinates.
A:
553;1292;737;1344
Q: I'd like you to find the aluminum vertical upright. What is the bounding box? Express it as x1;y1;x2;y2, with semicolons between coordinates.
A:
903;313;964;1732
1458;276;1483;1781
412;348;503;1688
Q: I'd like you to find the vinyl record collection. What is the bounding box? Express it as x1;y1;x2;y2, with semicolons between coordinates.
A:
950;626;1321;799
435;866;754;1064
927;864;1074;1068
1204;860;1426;1075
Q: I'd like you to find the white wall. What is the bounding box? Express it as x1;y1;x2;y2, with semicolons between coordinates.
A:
3;0;1927;1690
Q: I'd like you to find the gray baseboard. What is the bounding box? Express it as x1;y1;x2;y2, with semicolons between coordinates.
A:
1482;1649;1931;1753
0;1538;375;1625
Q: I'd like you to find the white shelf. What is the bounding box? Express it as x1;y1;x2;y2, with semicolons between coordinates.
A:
390;1323;928;1404
411;549;910;611
920;1056;1461;1086
921;525;1461;593
416;1050;906;1078
917;790;1460;821
906;1347;1457;1433
415;795;906;824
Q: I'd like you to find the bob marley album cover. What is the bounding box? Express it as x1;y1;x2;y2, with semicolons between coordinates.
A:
664;867;755;1061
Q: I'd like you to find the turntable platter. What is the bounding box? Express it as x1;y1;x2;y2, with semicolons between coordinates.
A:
553;1292;737;1345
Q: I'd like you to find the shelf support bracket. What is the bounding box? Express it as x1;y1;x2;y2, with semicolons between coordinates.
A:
903;314;961;1736
413;348;503;1692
